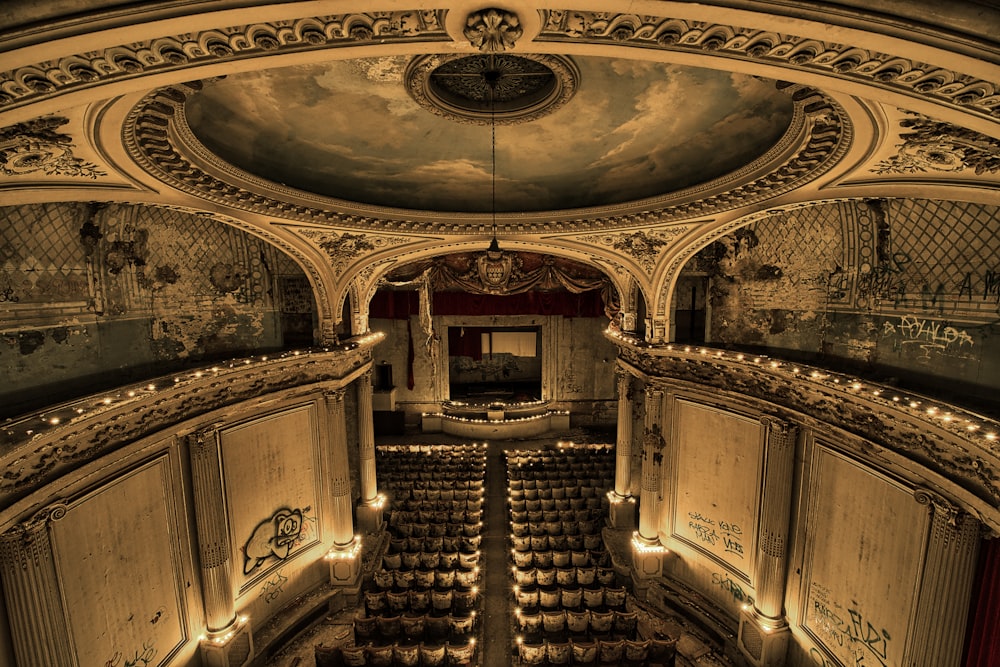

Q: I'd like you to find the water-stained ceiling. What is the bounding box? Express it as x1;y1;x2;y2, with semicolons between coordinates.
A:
183;56;795;213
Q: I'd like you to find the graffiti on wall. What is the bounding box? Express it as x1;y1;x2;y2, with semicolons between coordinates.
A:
687;511;745;558
711;571;754;607
103;640;156;667
881;314;975;358
243;506;313;575
259;568;289;604
807;582;892;667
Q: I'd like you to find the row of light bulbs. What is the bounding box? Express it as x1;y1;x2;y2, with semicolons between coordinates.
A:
2;334;386;446
606;328;998;445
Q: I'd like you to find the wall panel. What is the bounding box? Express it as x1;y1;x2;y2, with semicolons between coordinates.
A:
219;403;324;595
50;456;187;667
670;400;762;579
799;445;927;667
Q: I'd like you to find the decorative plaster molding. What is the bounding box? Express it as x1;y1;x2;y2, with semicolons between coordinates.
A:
404;53;578;125
0;116;105;178
578;227;690;273
536;10;1000;121
0;347;373;505
914;487;962;526
463;8;523;52
872;112;1000;174
613;339;1000;522
296;229;410;272
0;11;449;111
122;80;847;235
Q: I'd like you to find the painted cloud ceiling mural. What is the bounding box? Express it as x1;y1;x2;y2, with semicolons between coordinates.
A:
185;55;795;213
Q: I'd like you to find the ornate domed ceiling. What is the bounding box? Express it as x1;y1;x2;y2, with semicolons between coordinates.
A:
183;55;795;213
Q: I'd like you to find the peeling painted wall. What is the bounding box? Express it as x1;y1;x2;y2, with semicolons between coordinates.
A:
0;203;311;417
696;199;1000;403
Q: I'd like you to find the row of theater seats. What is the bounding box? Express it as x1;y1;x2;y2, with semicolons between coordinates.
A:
365;586;479;617
515;607;636;639
316;640;476;667
354;612;477;644
343;444;487;667
516;636;677;666
513;564;616;587
514;584;627;612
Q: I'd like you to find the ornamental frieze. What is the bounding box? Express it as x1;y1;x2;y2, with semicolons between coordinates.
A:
872;112;1000;175
0;11;448;110
537;10;999;121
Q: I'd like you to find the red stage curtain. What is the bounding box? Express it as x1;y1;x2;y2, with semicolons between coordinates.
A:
370;289;605;319
964;537;1000;667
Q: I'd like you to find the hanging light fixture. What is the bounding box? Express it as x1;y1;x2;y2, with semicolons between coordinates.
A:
485;61;502;258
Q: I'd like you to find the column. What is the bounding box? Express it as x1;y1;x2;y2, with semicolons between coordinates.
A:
633;385;668;581
610;366;636;528
324;389;363;591
637;386;665;543
0;505;74;667
738;417;796;666
903;491;982;667
325;389;355;548
355;369;384;532
187;427;254;666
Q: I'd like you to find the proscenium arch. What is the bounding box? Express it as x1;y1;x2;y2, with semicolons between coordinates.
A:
349;239;636;334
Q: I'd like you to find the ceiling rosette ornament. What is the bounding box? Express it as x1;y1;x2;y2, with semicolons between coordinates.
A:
464;8;523;52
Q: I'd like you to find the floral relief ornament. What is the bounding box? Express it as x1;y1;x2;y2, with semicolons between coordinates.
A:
464;8;522;51
872;112;1000;175
0;115;106;178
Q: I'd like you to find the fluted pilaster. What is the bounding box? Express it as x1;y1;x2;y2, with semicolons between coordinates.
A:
903;491;981;667
0;505;74;666
187;426;236;633
614;367;634;498
752;416;797;622
357;369;378;504
638;386;665;542
325;388;355;546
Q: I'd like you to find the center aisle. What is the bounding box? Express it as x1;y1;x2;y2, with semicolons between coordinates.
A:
481;442;512;667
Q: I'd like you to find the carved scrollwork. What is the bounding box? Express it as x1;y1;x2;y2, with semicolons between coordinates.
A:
914;487;962;526
872;112;1000;175
0;116;105;178
0;11;448;111
537;10;999;121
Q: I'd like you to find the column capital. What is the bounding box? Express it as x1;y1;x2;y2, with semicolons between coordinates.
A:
324;387;347;403
0;503;68;569
913;487;962;526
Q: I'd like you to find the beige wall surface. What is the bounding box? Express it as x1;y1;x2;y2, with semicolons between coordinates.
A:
796;445;928;667
49;456;189;667
220;404;325;600
670;400;762;580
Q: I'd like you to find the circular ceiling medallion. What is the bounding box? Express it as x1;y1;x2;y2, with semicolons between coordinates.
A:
406;53;579;125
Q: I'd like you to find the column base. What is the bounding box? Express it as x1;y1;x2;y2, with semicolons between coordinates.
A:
737;608;790;667
608;493;636;529
327;537;363;590
630;533;667;579
200;620;254;667
356;500;385;533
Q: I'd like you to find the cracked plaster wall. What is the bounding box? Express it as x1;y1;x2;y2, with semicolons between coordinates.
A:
0;203;309;417
698;199;1000;406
